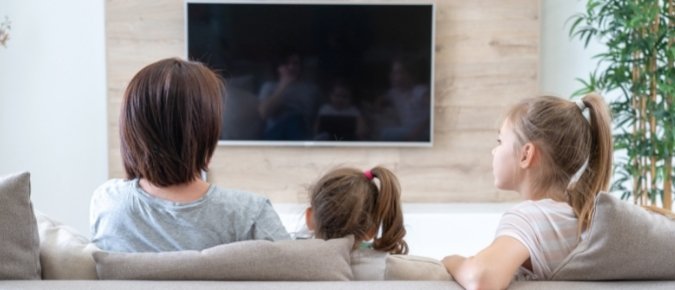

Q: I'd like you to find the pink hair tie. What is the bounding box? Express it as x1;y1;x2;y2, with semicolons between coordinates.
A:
364;170;374;181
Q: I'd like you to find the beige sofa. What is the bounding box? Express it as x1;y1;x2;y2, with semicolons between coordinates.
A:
1;280;675;290
2;172;675;289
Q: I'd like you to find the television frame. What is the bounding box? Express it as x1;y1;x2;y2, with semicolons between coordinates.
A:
184;0;436;148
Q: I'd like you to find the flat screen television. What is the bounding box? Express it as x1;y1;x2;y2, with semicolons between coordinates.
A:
186;1;435;147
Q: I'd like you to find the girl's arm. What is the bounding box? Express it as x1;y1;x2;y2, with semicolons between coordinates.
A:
442;236;529;290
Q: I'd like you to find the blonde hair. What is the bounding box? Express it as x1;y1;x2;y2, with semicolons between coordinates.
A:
309;166;408;254
505;94;613;233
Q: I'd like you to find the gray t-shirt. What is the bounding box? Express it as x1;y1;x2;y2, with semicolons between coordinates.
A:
90;179;290;253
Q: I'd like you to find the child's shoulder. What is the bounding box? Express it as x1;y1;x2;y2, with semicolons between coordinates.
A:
506;199;573;218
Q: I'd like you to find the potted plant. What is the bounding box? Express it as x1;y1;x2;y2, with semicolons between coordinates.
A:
569;0;674;210
0;16;10;47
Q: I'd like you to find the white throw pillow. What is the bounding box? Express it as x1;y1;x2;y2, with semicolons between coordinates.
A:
35;211;98;280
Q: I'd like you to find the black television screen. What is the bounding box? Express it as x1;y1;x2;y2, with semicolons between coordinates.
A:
186;1;434;146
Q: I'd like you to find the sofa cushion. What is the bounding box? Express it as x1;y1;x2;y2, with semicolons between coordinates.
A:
385;255;452;281
36;212;98;280
94;236;354;281
0;172;41;279
551;193;675;280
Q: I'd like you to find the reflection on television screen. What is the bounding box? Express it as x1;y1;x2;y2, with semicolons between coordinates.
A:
187;2;434;145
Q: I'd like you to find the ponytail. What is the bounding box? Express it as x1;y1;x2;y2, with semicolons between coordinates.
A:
308;166;408;255
370;166;408;255
506;94;613;235
567;94;613;232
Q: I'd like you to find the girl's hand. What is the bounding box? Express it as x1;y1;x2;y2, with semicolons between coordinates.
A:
442;237;529;290
441;255;466;275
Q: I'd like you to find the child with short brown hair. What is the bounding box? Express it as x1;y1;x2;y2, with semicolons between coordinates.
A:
91;58;289;253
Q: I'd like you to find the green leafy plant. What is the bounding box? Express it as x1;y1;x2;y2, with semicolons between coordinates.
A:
569;0;674;210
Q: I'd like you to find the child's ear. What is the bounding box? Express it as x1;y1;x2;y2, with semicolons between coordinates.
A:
305;207;315;231
519;142;537;169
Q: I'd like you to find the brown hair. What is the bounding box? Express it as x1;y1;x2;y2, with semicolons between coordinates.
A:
309;166;408;254
505;94;613;232
120;58;224;187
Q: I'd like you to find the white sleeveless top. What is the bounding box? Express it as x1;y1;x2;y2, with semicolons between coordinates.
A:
495;199;581;280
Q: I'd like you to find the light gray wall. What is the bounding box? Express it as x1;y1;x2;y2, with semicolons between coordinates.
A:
540;0;604;98
0;0;107;235
0;0;602;237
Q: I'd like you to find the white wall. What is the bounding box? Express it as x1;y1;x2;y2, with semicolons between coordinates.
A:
540;0;605;98
0;0;603;251
276;203;511;259
0;0;107;235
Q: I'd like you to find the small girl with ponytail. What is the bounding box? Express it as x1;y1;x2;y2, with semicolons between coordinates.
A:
443;94;614;289
305;166;408;280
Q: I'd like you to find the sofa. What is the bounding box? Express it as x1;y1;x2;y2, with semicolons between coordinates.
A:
2;172;675;289
3;280;675;290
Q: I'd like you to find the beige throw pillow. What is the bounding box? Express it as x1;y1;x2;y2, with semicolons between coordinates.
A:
94;236;354;281
35;212;98;280
0;172;41;280
385;255;452;281
551;193;675;280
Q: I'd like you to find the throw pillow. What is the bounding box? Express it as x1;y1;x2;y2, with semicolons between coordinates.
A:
94;236;354;281
35;211;98;280
385;255;452;281
551;193;675;280
0;172;41;279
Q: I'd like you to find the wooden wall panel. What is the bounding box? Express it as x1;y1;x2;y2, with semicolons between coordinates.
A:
106;0;539;203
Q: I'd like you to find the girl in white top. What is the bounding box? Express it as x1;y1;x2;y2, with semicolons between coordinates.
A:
443;94;614;289
304;166;408;280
